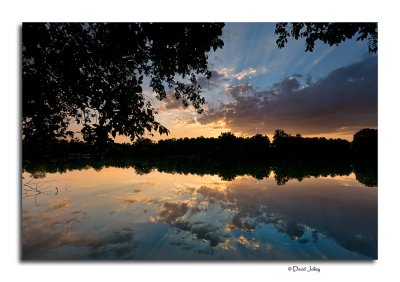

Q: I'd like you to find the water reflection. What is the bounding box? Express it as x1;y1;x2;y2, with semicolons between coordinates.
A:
22;164;377;260
23;157;377;187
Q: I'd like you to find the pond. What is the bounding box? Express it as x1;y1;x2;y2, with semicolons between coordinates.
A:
22;162;377;260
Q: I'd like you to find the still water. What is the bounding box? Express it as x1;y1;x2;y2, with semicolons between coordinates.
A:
22;166;377;260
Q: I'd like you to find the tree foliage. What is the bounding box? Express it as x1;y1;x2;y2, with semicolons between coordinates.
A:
352;128;377;158
275;22;377;53
22;23;224;145
272;129;352;159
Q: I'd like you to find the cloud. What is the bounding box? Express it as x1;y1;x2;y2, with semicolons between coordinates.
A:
114;195;139;204
148;177;376;257
212;66;270;82
161;70;230;111
22;208;138;259
235;68;257;80
234;66;270;81
48;198;71;211
198;56;377;137
271;76;300;93
224;82;254;98
161;91;187;110
160;65;270;112
218;67;235;78
157;201;189;223
197;70;230;89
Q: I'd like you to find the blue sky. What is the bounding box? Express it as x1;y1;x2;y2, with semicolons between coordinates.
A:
209;23;370;89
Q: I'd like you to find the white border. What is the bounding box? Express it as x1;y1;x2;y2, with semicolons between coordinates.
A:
1;1;399;281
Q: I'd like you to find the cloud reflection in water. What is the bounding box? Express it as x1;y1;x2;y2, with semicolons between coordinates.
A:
22;168;377;260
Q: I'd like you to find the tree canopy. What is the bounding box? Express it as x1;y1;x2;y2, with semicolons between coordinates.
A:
22;23;224;145
275;22;377;53
352;128;377;158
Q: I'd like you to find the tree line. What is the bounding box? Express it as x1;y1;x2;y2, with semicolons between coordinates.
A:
23;128;377;161
23;128;377;186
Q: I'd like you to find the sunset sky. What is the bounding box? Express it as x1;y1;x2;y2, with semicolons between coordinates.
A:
116;23;378;142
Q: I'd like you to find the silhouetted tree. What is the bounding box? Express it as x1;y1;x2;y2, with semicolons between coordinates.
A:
218;132;236;152
275;23;377;53
22;23;224;145
273;129;291;146
248;134;271;155
352;128;378;159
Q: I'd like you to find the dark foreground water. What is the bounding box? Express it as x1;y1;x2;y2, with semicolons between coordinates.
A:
22;164;377;260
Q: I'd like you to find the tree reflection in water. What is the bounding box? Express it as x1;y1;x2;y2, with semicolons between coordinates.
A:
23;156;377;187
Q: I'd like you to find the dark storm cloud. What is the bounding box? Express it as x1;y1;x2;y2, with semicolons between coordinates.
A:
225;83;254;98
271;76;301;94
198;56;377;136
